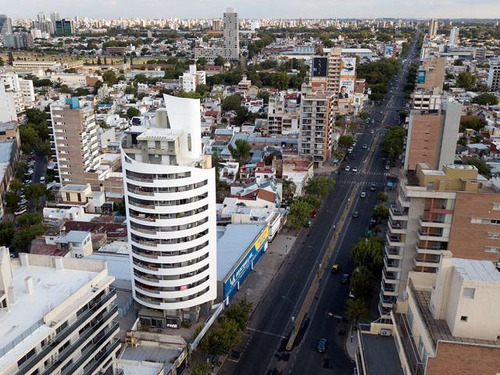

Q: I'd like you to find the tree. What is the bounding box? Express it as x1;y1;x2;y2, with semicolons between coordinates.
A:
196;57;207;67
25;184;47;206
283;179;297;202
380;127;406;162
373;204;389;221
228;139;251;165
338;135;354;149
102;70;118;85
377;192;388;202
273;71;290;90
8;51;13;66
214;55;227;66
257;90;270;104
351;237;384;271
456;72;477;91
0;222;15;247
126;107;141;119
221;95;242;112
9;179;24;192
0;57;3;66
223;299;253;331
288;199;315;229
464;157;492;178
19;125;41;153
191;361;211;375
346;298;370;323
460;116;486;132
350;266;373;301
199;318;241;355
472;93;498;106
359;112;370;121
11;225;45;253
17;212;43;228
25;108;47;124
4;192;19;212
97;56;102;65
304;177;335;199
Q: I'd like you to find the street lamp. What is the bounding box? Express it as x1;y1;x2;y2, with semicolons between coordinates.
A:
281;295;295;324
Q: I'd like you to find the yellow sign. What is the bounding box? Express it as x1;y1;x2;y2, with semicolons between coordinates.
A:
254;226;269;251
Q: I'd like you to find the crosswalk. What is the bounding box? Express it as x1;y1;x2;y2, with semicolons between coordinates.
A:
336;180;387;187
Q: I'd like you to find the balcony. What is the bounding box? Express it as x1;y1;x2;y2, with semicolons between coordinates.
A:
414;255;441;269
419;216;451;228
417;230;448;242
382;270;399;284
385;245;403;259
82;338;121;375
388;219;407;234
17;289;116;374
381;281;399;296
386;233;405;248
389;205;408;221
415;243;445;255
398;194;410;208
384;256;401;272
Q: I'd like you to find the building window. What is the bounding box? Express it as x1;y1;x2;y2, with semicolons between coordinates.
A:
462;287;475;299
484;246;500;253
487;233;500;239
461;316;468;322
492;203;500;210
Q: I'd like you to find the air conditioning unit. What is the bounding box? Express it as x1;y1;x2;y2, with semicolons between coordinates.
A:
380;329;392;337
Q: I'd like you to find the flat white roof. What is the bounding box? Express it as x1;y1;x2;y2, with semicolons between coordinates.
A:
217;224;266;280
0;259;100;369
136;128;182;142
453;258;500;283
117;359;164;375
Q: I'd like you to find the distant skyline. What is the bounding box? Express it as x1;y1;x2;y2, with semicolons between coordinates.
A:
4;0;500;20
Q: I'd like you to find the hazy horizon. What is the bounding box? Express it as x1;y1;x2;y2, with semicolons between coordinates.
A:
4;0;500;20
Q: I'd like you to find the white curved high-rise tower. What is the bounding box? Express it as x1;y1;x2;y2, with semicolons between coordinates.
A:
121;95;216;327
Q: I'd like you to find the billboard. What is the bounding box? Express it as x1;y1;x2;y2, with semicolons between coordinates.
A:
339;79;355;98
340;57;356;78
384;44;394;58
417;71;426;84
312;57;328;77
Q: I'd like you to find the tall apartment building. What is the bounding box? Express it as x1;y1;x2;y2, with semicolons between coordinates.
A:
0;72;35;110
327;48;342;94
404;101;462;172
487;59;500;92
0;82;18;123
429;18;438;39
380;162;500;314
180;64;206;93
360;255;500;375
0;15;12;36
223;8;239;61
299;84;335;167
55;19;75;36
416;57;446;92
0;247;120;375
449;27;459;45
121;95;217;328
264;92;299;137
50;98;101;185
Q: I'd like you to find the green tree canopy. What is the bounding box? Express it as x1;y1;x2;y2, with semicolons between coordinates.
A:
126;107;141;119
380;127;406;162
221;94;242;112
346;298;370;323
456;72;477;90
463;157;492;178
273;71;290;90
304;176;335;199
228;139;251;165
472;93;498;106
351;237;384;272
214;55;227;66
338;135;354;149
372;204;389;221
460;116;487;132
350;266;373;301
102;70;118;85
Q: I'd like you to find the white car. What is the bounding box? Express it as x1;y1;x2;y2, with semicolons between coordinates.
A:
360;191;366;198
345;166;351;172
14;209;27;216
352;167;358;173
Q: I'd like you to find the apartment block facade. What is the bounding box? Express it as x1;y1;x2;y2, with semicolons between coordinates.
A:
487;59;500;92
299;85;335;167
380;163;500;314
223;8;239;61
121;95;217;328
327;48;342;94
404;101;462;171
50;98;101;185
360;255;500;375
0;247;120;375
264;93;299;137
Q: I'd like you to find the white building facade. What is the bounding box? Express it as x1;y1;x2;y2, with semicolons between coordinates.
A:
121;95;217;327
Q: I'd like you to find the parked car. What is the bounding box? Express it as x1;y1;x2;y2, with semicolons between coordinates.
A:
40;176;46;182
317;338;327;353
331;264;339;274
341;273;350;284
345;166;351;172
363;144;368;149
352;211;360;218
14;208;27;216
352;167;358;173
360;191;366;198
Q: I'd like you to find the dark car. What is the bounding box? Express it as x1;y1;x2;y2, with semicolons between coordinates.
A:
317;338;327;353
341;273;350;284
352;211;360;218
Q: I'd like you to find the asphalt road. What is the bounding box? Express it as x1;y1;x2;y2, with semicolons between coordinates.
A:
222;31;421;375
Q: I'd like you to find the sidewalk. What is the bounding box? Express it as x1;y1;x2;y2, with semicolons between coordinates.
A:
346;324;359;361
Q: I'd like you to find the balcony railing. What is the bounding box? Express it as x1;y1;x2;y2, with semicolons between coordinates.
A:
83;338;121;375
17;289;116;374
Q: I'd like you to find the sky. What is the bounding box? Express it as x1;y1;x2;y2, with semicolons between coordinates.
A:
5;0;500;19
